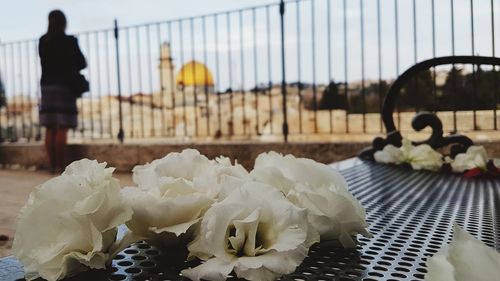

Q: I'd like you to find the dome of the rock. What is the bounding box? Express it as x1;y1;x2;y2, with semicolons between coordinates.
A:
175;61;215;87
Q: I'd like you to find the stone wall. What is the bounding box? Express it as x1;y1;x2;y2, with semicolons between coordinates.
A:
0;140;499;172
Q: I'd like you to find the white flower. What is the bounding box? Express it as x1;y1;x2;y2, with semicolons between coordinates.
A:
182;181;319;281
494;159;500;169
374;144;405;164
450;145;488;173
12;159;132;281
132;149;212;190
375;139;443;171
403;140;443;171
425;224;500;281
122;178;214;238
250;151;369;247
124;149;249;239
132;149;249;197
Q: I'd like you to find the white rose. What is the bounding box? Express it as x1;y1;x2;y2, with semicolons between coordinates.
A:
132;148;214;190
250;151;369;247
124;150;249;239
403;140;443;171
450;145;488;173
375;139;443;171
374;144;405;164
425;224;500;281
122;178;214;239
132;149;249;197
12;159;132;281
182;181;319;281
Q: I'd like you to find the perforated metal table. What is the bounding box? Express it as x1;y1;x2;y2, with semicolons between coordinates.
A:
1;159;499;281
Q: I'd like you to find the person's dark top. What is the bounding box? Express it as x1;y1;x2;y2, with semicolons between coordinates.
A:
39;33;86;88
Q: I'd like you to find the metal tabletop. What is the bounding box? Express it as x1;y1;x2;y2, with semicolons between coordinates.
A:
1;159;499;281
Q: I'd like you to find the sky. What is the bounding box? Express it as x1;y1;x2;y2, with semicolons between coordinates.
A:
0;0;273;42
0;0;499;95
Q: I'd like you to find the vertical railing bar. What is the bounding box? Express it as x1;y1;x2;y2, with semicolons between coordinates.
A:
296;0;303;135
126;28;135;138
178;20;188;137
266;6;274;135
86;33;94;139
0;44;4;142
202;16;211;136
311;0;318;134
491;0;497;130
239;10;247;135
105;30;114;138
18;42;24;140
14;43;21;140
156;23;167;137
114;20;125;143
4;44;11;142
214;15;222;136
95;32;104;138
394;0;401;131
431;0;437;114
25;41;34;141
135;27;145;138
451;0;457;133
5;43;9;141
18;42;26;140
190;17;199;137
360;0;366;133
343;0;349;133
412;0;419;113
19;42;26;140
252;8;260;135
470;0;477;130
226;12;234;136
327;0;333;134
4;44;12;142
146;25;156;137
10;44;18;141
279;0;289;142
377;0;383;133
167;22;176;137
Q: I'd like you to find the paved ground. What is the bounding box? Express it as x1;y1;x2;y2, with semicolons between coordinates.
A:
0;169;133;258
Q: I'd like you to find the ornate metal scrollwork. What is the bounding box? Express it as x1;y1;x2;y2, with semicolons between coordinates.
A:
359;56;500;160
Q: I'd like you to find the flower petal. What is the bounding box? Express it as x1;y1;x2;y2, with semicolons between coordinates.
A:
182;258;236;281
425;224;500;281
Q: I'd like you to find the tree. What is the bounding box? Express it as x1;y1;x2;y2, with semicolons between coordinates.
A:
400;69;435;112
440;67;468;111
319;81;347;110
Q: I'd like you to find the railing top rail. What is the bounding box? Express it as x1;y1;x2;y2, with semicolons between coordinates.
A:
0;0;312;45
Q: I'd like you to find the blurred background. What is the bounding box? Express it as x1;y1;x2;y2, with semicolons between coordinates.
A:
0;0;498;144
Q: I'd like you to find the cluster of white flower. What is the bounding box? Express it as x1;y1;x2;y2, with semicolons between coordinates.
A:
374;139;443;171
13;149;369;281
445;145;499;173
374;139;500;175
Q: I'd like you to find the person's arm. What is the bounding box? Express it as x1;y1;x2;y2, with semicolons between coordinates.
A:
71;37;87;71
38;38;45;66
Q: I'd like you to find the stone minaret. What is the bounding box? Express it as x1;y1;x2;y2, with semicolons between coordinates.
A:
159;42;175;106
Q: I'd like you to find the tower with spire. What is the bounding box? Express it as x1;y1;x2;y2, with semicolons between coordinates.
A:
159;42;175;107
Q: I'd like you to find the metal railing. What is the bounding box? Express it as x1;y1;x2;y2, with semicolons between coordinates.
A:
0;0;498;143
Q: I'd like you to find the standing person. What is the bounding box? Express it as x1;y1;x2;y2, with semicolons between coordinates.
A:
39;10;88;173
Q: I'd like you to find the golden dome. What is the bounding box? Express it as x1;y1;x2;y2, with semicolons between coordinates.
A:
176;60;215;87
